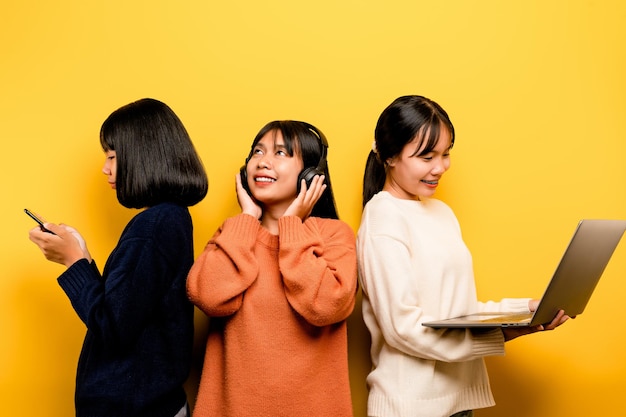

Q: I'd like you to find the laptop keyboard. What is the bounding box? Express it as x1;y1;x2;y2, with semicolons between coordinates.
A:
479;313;532;323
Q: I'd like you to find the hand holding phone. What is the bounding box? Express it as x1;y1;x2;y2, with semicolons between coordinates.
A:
26;209;92;265
24;208;56;234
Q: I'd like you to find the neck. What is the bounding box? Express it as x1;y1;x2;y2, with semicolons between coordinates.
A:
382;183;422;202
260;204;288;235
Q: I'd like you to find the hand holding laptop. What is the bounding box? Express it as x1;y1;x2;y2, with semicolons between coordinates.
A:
424;219;626;330
502;302;571;341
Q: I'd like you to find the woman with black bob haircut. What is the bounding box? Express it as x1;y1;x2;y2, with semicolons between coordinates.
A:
28;98;208;417
100;98;208;208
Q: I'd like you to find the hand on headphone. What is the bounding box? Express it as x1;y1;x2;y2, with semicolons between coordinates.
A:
235;172;262;219
284;174;327;220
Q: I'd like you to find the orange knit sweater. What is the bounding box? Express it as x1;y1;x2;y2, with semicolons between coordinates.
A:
187;214;357;417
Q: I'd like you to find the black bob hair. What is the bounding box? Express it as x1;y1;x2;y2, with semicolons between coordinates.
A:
100;98;208;209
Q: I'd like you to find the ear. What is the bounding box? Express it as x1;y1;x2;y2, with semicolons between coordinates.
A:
386;156;397;167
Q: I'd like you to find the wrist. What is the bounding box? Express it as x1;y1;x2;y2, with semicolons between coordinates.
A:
242;211;260;220
64;252;87;268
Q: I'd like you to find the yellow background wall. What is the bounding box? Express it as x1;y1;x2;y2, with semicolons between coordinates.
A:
2;1;625;416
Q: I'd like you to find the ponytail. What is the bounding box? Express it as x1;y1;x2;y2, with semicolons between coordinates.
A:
362;150;386;208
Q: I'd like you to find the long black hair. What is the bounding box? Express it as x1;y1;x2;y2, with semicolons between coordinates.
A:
362;95;455;207
100;98;208;209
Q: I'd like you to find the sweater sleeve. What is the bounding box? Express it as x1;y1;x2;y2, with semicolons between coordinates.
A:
478;298;531;313
187;214;261;316
278;216;358;327
57;209;189;350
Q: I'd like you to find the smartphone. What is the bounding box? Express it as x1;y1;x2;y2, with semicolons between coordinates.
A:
24;208;56;234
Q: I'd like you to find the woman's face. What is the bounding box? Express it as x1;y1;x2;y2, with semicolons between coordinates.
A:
102;150;117;189
246;130;304;208
384;128;452;200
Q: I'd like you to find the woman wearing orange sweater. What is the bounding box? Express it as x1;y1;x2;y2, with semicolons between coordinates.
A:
187;120;358;417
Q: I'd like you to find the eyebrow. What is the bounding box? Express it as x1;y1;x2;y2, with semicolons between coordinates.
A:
253;140;289;153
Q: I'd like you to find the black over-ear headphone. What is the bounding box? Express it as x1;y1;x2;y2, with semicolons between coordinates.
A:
240;123;329;195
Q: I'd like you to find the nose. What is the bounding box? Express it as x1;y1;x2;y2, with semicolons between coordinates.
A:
102;161;111;175
257;154;271;169
431;157;448;175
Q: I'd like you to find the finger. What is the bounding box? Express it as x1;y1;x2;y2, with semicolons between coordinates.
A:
302;177;317;200
297;178;308;198
29;226;44;235
28;227;46;243
311;174;324;189
30;225;59;240
308;175;325;199
43;222;65;235
544;310;566;330
302;183;323;210
312;175;324;192
310;186;325;207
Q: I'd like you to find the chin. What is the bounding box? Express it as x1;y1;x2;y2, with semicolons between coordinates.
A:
417;189;436;199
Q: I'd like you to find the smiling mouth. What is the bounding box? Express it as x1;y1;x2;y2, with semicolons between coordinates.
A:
422;180;438;185
255;177;276;183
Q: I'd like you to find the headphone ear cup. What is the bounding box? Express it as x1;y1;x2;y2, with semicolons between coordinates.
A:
296;167;323;193
240;165;251;194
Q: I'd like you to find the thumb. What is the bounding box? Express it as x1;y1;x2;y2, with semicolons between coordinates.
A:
42;222;64;236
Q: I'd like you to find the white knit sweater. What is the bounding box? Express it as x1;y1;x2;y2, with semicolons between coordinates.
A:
357;192;530;417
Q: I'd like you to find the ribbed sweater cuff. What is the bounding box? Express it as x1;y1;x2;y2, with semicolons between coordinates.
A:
473;328;505;357
277;215;306;243
224;214;261;242
57;258;97;299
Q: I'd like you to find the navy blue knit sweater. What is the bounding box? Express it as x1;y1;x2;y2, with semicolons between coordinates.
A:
57;203;195;417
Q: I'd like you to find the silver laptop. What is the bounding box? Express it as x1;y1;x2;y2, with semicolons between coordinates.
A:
423;219;626;328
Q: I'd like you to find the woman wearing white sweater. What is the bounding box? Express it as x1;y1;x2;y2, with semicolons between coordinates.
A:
357;95;570;417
